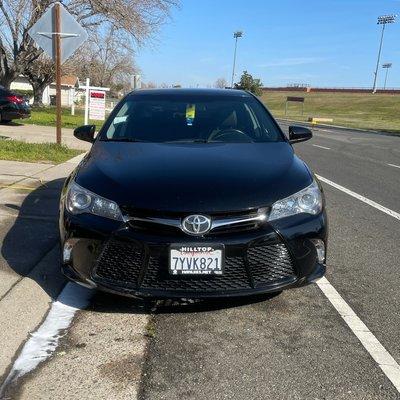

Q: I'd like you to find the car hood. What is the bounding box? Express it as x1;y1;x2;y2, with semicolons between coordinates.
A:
75;141;312;213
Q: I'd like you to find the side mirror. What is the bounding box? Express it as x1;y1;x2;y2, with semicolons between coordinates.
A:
288;126;312;144
74;125;96;143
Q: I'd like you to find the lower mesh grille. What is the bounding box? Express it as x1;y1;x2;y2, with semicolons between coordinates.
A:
247;244;295;287
93;239;296;292
94;240;143;286
141;256;249;291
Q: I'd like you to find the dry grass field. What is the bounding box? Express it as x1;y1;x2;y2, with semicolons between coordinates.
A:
261;91;400;133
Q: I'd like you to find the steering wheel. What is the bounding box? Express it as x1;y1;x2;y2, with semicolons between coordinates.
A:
208;128;253;142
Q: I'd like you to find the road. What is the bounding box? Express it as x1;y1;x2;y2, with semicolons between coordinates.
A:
0;123;399;399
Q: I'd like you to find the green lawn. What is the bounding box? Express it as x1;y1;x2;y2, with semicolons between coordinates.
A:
23;107;105;130
0;139;83;164
261;91;400;134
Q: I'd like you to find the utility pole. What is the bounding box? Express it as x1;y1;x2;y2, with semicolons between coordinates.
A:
231;31;243;88
382;63;392;90
28;2;88;145
372;15;396;94
54;3;62;144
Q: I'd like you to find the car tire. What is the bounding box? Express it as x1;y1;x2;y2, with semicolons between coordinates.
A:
0;114;11;124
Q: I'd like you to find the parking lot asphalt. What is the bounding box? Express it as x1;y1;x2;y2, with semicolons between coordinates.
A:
139;124;400;400
0;123;399;399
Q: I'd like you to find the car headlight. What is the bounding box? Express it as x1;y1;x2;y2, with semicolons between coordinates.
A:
66;181;123;221
268;180;322;221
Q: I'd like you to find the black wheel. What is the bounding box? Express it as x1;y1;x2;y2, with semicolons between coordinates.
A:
0;114;11;124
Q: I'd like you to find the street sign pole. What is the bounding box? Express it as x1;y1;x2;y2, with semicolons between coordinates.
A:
54;3;62;145
84;78;90;125
28;2;88;145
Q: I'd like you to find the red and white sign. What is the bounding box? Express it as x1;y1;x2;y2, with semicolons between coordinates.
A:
89;90;106;121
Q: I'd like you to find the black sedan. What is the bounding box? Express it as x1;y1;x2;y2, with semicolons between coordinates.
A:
60;88;328;298
0;87;31;123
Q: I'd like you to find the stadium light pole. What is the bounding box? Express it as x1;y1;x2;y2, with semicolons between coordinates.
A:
382;63;392;90
372;15;396;93
231;31;243;88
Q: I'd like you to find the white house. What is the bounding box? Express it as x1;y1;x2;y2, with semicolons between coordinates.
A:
11;75;83;106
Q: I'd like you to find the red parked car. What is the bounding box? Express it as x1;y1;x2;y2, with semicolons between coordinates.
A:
0;87;31;123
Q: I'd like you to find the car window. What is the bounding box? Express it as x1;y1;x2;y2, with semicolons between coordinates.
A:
102;95;283;143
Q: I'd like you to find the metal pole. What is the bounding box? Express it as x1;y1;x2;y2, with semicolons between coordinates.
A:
84;77;90;125
372;24;386;93
54;3;62;144
231;36;238;88
71;87;75;115
384;67;389;90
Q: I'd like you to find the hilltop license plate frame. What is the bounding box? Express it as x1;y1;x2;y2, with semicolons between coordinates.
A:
169;244;225;276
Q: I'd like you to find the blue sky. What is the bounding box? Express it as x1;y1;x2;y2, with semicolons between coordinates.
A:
136;0;400;88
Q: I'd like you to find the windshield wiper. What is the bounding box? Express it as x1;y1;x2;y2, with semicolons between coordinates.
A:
164;139;208;143
104;137;145;142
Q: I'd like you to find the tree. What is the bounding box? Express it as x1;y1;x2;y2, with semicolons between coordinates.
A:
23;49;88;106
234;71;263;96
214;77;228;89
72;27;137;89
23;55;54;106
0;0;178;96
0;0;49;88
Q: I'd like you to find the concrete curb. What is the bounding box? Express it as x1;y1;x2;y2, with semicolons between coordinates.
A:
0;153;85;383
64;152;86;166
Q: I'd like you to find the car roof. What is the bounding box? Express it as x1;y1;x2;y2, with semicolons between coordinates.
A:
127;88;252;98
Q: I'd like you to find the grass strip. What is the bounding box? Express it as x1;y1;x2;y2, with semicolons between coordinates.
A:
0;139;83;164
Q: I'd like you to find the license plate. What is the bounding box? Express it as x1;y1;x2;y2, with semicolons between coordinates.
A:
169;244;224;275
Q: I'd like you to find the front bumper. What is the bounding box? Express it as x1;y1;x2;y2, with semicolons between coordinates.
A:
60;207;328;299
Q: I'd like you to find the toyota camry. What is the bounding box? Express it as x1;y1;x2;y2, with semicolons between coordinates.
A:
60;88;328;298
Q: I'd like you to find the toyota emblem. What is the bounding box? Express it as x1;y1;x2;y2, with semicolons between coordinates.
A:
181;215;212;236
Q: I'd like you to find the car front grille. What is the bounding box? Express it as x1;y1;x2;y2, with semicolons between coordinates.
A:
93;238;297;294
121;208;268;236
141;255;250;291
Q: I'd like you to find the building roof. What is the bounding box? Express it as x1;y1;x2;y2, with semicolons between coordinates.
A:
60;76;79;87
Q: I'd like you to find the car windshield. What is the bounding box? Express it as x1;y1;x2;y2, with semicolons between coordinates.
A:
101;94;283;143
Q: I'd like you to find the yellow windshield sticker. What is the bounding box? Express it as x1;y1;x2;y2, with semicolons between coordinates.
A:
186;104;196;126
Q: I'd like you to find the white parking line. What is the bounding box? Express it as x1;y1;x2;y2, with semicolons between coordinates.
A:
317;277;400;392
316;175;400;221
312;144;331;150
316;174;400;392
388;163;400;169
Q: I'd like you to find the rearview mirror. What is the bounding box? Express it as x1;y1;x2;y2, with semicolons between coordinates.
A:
288;126;312;144
74;125;96;143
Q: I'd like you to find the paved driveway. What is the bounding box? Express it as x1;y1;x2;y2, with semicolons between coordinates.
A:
0;122;91;150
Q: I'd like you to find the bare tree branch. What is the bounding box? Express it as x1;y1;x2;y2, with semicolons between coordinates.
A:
0;0;179;91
